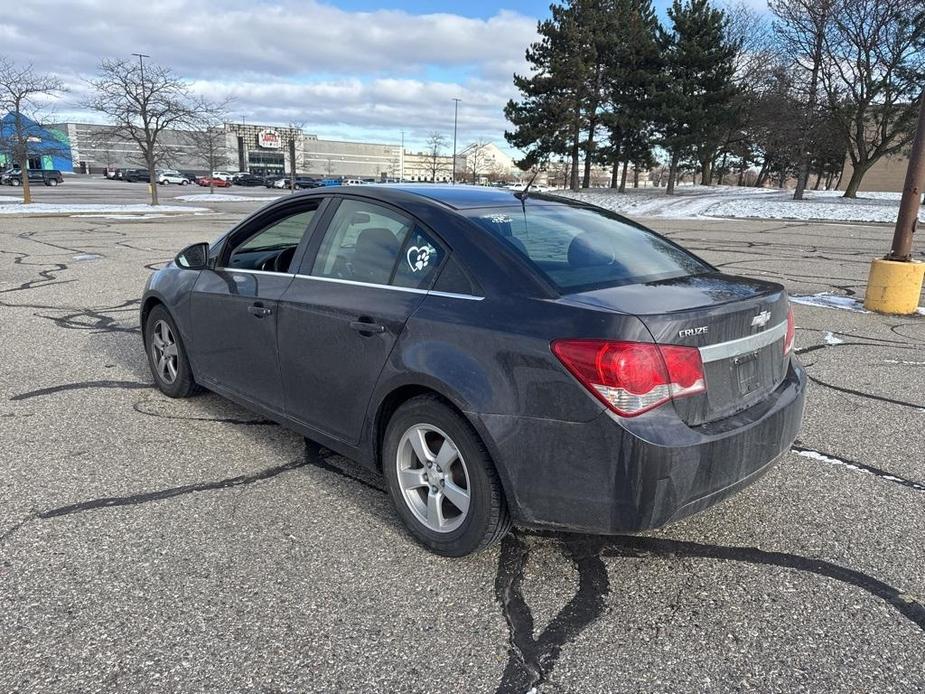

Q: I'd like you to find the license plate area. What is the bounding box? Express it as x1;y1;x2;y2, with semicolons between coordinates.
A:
733;351;761;395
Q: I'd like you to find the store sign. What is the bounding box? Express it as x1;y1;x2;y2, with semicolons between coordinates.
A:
257;129;282;149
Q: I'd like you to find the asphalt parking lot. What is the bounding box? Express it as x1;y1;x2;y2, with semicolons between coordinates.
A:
1;189;924;692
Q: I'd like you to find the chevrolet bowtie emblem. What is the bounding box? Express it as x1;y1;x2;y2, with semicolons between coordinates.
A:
751;310;772;328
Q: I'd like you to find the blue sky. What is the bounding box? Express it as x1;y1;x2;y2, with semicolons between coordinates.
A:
2;0;769;154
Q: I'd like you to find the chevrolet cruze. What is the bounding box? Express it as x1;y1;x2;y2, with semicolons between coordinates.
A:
141;185;806;556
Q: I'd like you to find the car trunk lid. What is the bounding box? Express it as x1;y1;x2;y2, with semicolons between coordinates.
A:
564;273;790;425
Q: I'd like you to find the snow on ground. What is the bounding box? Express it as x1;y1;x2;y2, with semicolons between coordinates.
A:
791;291;925;316
791;292;870;313
553;185;925;224
0;199;209;215
174;193;281;202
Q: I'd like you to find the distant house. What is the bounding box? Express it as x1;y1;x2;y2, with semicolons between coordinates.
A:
0;112;74;173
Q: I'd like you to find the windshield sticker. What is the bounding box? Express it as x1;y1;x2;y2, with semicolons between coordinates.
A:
484;214;513;224
407;244;436;272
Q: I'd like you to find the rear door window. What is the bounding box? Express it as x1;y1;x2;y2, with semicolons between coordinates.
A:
464;204;711;292
309;199;413;285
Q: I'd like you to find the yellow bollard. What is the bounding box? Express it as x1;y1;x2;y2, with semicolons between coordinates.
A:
863;258;925;315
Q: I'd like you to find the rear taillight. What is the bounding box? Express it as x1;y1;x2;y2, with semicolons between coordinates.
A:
551;339;706;417
784;305;795;355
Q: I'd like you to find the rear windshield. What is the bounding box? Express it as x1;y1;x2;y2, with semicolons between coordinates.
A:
464;203;711;292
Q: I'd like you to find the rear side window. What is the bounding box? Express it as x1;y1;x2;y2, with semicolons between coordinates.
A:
311;199;412;285
464;205;710;292
392;227;444;289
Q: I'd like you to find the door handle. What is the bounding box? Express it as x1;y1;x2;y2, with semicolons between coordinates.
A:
349;319;386;335
248;303;273;318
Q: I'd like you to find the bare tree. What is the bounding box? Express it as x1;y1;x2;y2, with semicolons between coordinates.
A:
185;103;230;194
770;0;837;199
464;140;492;184
0;57;66;204
820;0;925;197
285;121;305;193
86;57;210;205
424;131;450;182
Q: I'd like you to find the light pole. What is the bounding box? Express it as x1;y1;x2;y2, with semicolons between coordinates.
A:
863;93;925;314
452;98;461;185
400;130;404;182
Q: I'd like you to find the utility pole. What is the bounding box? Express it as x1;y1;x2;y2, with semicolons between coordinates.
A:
452;98;461;185
131;53;154;201
863;94;925;314
400;130;404;182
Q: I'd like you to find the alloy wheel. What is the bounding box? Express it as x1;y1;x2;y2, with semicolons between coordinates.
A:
150;319;179;384
396;424;471;533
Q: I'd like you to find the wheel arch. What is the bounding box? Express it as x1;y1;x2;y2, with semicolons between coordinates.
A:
369;381;517;519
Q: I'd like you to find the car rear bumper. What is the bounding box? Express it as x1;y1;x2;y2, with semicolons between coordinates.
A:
475;359;807;534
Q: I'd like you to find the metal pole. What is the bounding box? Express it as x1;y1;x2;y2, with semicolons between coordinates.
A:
400;130;404;182
452;98;460;185
888;94;925;261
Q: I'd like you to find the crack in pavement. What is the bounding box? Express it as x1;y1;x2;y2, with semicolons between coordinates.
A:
131;399;278;426
806;374;925;411
9;380;151;401
37;456;308;520
495;533;609;694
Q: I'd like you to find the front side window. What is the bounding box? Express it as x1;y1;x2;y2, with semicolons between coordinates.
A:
311;199;413;285
227;207;318;273
464;204;711;292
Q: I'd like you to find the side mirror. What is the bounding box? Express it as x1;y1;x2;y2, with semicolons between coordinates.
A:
175;242;210;270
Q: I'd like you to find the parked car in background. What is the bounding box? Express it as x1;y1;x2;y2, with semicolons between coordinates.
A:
233;173;267;187
2;168;64;186
140;185;805;556
157;170;191;185
317;178;342;187
197;176;232;188
342;178;365;186
124;169;151;183
211;171;234;182
179;171;201;184
264;175;285;188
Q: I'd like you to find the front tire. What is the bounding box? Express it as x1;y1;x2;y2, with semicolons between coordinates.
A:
383;396;511;556
145;305;200;398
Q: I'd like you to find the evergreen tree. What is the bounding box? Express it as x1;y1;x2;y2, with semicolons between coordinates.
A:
657;0;740;194
507;0;626;191
600;0;662;190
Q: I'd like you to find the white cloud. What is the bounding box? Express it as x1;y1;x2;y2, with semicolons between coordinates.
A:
0;1;537;151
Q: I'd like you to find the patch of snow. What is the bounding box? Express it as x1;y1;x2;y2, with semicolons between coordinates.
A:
790;292;870;313
0;202;209;215
71;213;174;220
174;193;280;202
72;253;102;261
823;331;845;345
553;185;925;224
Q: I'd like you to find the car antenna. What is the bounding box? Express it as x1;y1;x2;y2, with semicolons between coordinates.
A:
514;170;540;203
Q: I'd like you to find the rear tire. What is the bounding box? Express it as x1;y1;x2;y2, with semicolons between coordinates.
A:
382;395;511;556
145;305;200;398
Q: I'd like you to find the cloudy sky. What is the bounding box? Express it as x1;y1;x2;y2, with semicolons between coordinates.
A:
0;0;768;154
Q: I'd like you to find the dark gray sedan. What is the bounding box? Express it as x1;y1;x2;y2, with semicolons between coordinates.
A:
141;185;806;556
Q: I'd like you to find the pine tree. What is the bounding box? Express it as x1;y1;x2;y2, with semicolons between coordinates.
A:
658;0;740;194
507;0;623;191
600;0;662;190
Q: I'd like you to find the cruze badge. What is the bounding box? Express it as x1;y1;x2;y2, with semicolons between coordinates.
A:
678;326;709;338
751;310;772;328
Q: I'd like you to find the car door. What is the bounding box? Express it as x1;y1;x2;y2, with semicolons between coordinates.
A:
188;199;326;414
277;196;446;444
